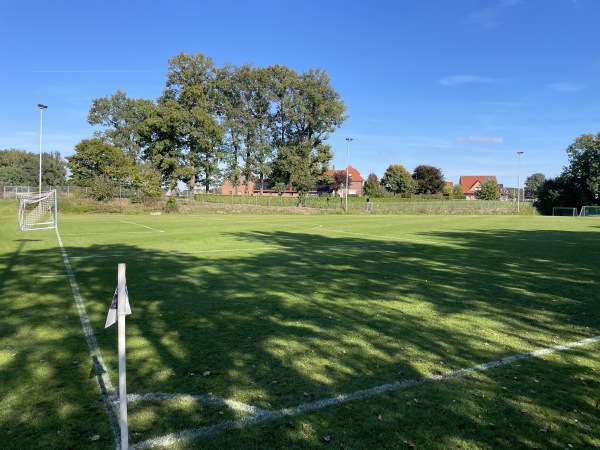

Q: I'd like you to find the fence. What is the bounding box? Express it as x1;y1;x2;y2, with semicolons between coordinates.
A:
2;185;139;199
196;193;533;214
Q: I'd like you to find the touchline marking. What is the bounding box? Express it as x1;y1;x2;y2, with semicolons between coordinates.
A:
130;335;600;449
55;229;120;449
121;220;165;232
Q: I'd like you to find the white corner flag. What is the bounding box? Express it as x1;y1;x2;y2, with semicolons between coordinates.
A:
107;263;131;450
105;286;132;328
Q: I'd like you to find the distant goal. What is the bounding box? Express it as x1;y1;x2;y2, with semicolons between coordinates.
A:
552;207;577;217
17;190;57;231
579;206;600;217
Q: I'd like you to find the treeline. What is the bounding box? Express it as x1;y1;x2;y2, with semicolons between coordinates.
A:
526;132;600;214
0;149;67;188
69;52;346;203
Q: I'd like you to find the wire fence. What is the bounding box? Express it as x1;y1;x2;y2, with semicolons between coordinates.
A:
2;185;139;199
2;186;534;214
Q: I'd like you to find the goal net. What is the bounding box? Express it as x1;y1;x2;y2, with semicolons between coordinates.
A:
552;207;577;216
579;206;600;217
17;190;57;231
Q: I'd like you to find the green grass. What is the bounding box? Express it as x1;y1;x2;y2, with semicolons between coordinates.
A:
0;199;598;449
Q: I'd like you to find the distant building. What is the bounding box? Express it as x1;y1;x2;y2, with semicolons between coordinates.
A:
219;165;366;197
324;165;365;197
459;175;498;200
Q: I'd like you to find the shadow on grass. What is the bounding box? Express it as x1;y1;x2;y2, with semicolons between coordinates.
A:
1;224;599;448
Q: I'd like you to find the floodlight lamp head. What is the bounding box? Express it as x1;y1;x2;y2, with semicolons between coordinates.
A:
38;104;48;109
345;137;353;142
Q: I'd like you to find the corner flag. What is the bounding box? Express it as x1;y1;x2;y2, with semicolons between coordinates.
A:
105;286;132;328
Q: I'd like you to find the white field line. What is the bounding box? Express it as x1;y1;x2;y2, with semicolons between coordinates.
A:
120;220;165;233
313;226;438;245
55;229;120;448
130;335;600;450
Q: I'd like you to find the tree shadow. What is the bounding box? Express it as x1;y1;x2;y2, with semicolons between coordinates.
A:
1;224;598;447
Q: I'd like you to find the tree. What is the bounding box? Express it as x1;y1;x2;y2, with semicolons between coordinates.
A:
475;179;500;200
328;170;347;195
412;165;445;194
363;172;386;198
269;66;347;205
452;184;466;199
381;164;415;196
88;90;155;162
67;139;134;187
141;52;224;193
524;173;546;199
565;132;600;205
218;64;273;195
0;149;67;188
536;171;585;215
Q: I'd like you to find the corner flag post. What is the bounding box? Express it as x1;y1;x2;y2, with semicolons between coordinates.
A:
118;263;129;450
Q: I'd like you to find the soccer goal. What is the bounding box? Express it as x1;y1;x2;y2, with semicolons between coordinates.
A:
579;206;600;217
552;207;577;217
17;190;57;231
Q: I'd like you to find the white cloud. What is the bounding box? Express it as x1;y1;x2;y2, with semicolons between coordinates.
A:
439;75;496;86
456;136;504;144
547;82;584;92
465;0;522;29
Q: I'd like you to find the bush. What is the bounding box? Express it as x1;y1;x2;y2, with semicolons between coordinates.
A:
164;196;179;213
89;175;117;201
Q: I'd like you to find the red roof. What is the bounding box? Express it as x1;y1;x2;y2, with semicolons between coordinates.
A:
459;175;497;194
325;165;364;182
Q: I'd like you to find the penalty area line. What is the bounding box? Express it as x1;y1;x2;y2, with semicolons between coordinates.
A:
120;220;165;232
130;334;600;450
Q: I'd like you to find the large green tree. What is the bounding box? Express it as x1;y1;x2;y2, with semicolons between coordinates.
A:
524;173;546;199
88;90;155;162
412;165;445;194
0;149;66;187
475;179;500;200
269;66;347;205
536;132;600;214
218;64;273;194
363;172;387;198
67;139;134;187
381;164;415;196
162;52;224;193
565;132;600;204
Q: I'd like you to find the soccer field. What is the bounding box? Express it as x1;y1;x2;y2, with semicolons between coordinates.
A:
1;203;599;449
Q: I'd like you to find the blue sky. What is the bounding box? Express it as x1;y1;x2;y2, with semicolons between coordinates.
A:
1;0;599;188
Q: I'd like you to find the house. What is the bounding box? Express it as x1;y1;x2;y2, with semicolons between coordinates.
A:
459;175;498;200
219;165;366;197
324;165;364;197
220;174;257;195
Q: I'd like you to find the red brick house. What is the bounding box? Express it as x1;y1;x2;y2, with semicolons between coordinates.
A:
324;165;364;197
459;175;498;200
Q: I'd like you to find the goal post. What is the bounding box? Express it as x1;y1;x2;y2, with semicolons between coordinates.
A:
579;206;600;217
17;190;57;231
552;207;577;217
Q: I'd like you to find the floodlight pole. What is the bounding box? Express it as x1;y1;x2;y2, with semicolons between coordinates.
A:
517;151;524;212
38;104;48;194
345;138;353;212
